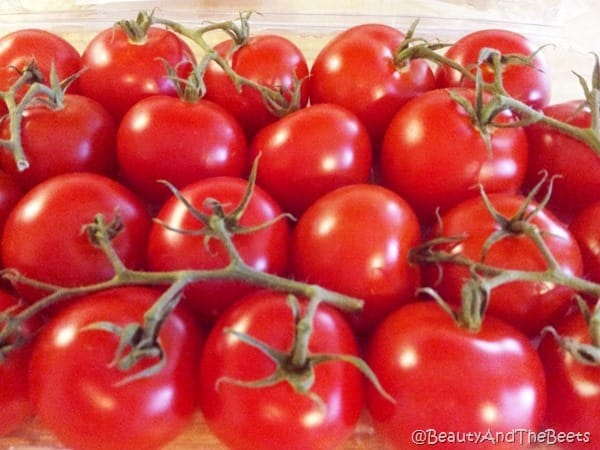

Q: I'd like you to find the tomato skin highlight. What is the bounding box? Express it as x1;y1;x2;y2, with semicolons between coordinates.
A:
198;290;363;450
366;300;547;450
28;287;203;450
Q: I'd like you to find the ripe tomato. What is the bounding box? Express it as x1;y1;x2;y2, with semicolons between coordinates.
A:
0;94;118;190
146;176;290;323
248;103;372;216
117;95;247;205
0;28;82;114
291;184;421;333
29;287;203;450
309;23;436;148
365;300;547;450
538;309;598;449
422;193;584;337
381;87;529;223
79;26;195;120
435;29;551;109
0;170;22;241
524;100;600;223
1;173;151;303
198;290;363;450
0;290;41;436
569;201;600;284
203;34;309;139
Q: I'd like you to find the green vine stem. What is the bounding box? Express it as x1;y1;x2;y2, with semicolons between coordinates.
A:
395;21;600;156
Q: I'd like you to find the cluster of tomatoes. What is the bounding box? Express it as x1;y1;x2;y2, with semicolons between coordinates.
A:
0;10;599;450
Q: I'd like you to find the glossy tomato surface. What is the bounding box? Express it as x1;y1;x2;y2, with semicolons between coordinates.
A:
569;201;600;283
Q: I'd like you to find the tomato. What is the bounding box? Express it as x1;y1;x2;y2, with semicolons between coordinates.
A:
422;193;584;337
0;170;22;242
203;34;309;139
248;103;372;217
0;94;118;190
309;23;436;148
198;290;363;450
569;201;600;284
365;300;547;450
537;309;597;448
0;290;40;436
146;176;290;323
524;100;600;223
79;26;195;120
0;28;82;114
117;95;247;205
435;29;551;110
29;286;203;450
291;184;421;333
381;87;529;223
1;173;151;303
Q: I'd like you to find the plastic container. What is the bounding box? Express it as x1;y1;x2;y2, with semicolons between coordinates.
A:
0;2;597;449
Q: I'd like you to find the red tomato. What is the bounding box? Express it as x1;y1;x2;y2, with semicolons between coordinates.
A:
29;287;203;450
249;103;372;216
79;26;195;120
291;184;421;333
198;290;363;450
538;309;597;448
0;94;118;190
1;173;151;303
0;28;82;114
117;95;247;205
366;300;547;450
435;29;551;109
0;290;40;435
309;23;436;148
524;100;600;223
203;34;309;139
569;201;600;284
146;176;291;323
422;193;584;336
0;170;23;240
381;88;529;223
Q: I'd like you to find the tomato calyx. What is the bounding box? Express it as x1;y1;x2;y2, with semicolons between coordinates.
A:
542;297;600;366
217;294;395;408
116;10;155;45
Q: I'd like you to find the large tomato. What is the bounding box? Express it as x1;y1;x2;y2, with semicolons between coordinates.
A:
1;173;151;303
381;87;529;223
248;103;372;216
146;176;291;323
569;201;600;284
79;25;195;120
309;23;436;148
29;287;203;450
203;34;310;139
524;100;600;223
117;95;247;205
0;94;118;190
422;192;584;336
198;290;363;450
291;184;421;333
435;28;551;110
366;300;547;450
538;308;598;449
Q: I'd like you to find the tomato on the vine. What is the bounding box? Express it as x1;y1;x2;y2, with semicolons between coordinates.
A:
29;287;203;450
203;34;309;139
422;192;584;337
117;95;247;205
248;103;372;217
365;300;547;450
309;23;436;148
198;290;363;450
569;201;600;284
79;25;195;120
146;176;291;323
0;94;118;190
381;87;529;223
291;184;421;333
1;173;151;303
435;28;551;110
